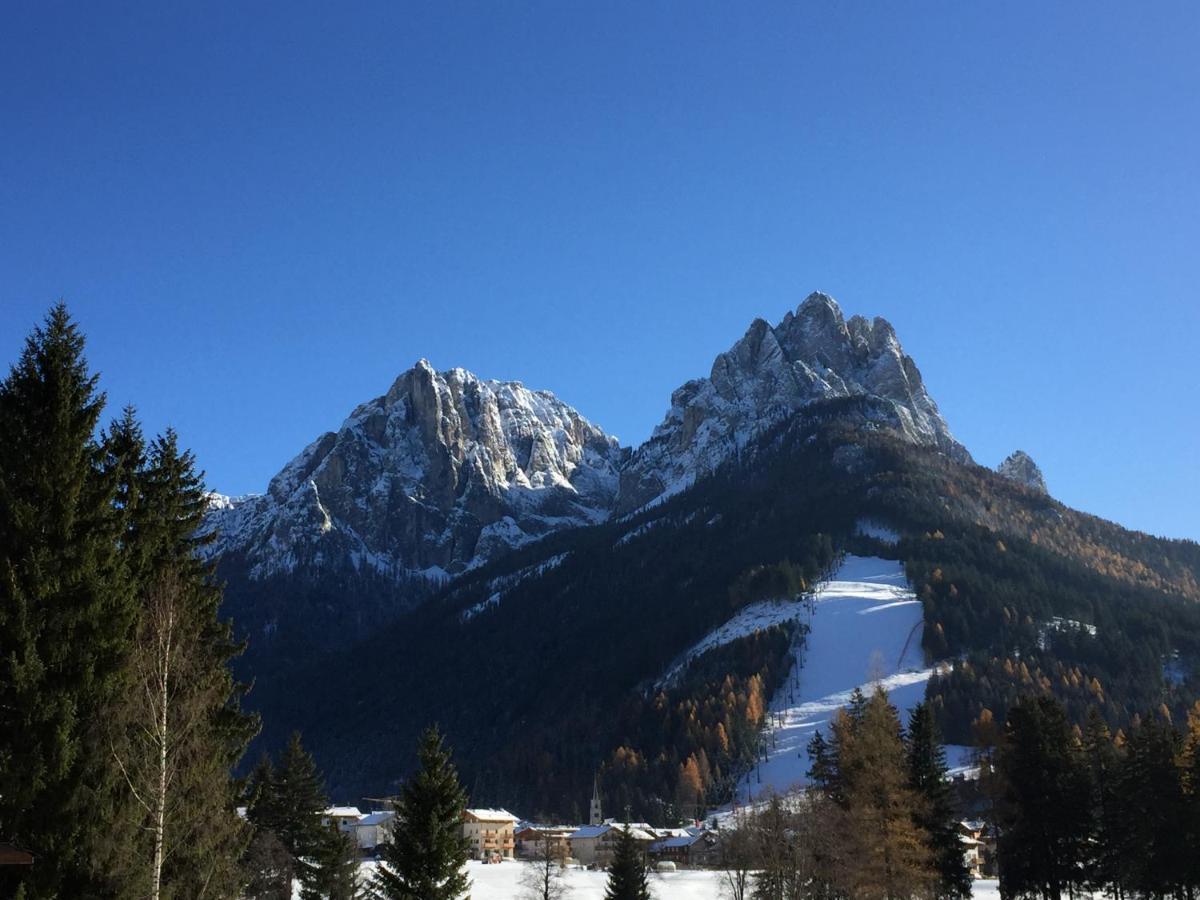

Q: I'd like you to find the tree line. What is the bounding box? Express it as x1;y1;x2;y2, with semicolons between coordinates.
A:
988;694;1200;900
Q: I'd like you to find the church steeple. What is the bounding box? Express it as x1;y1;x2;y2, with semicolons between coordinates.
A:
589;773;603;826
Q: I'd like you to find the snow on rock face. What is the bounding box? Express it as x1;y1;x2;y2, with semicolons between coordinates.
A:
617;292;969;513
208;292;972;582
996;450;1048;494
204;360;624;579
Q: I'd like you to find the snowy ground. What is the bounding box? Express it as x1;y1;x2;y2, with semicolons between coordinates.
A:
350;859;725;899
729;555;969;806
343;861;1000;898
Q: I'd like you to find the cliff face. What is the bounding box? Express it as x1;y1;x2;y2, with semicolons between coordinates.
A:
205;360;624;579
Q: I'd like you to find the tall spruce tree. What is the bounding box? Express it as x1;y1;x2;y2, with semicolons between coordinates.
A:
996;696;1090;900
906;702;971;900
373;725;470;900
248;732;332;898
0;304;134;898
313;828;365;900
805;730;838;798
604;825;651;900
1080;708;1123;896
1111;715;1189;899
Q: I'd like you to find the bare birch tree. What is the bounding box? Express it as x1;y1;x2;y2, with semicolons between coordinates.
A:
111;571;231;899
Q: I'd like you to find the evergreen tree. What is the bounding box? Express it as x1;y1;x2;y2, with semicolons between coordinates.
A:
1080;708;1123;896
373;726;470;900
0;304;134;898
907;702;971;900
312;828;365;900
995;696;1090;900
604;825;651;900
248;733;331;898
805;729;837;797
1111;715;1189;899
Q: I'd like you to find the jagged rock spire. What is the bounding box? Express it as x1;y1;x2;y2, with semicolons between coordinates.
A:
997;450;1048;494
616;292;968;513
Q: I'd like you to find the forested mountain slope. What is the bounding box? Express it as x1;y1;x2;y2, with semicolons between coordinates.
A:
246;404;1200;818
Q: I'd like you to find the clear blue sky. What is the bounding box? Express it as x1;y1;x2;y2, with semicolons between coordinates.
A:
2;2;1197;540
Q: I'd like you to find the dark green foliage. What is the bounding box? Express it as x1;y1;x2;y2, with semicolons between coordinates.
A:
603;826;651;900
372;726;470;900
995;696;1091;900
907;702;971;900
994;695;1200;899
1079;708;1122;893
805;730;836;797
314;828;365;900
0;305;133;898
247;733;331;898
1108;715;1190;898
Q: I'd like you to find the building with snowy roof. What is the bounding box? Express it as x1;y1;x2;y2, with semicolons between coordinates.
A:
568;823;656;867
462;808;519;861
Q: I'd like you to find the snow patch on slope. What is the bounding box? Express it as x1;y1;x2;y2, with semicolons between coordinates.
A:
728;555;941;806
657;597;809;689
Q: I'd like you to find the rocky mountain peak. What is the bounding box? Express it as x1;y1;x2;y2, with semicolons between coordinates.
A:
206;360;624;580
208;291;972;579
997;450;1048;494
616;292;968;513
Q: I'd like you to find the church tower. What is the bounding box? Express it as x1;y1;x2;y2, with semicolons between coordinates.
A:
589;774;603;826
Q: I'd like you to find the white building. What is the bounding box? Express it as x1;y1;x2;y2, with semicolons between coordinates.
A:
568;823;656;867
356;811;396;852
322;806;363;835
462;808;519;861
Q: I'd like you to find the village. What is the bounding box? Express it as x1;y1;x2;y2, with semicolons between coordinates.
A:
313;781;997;881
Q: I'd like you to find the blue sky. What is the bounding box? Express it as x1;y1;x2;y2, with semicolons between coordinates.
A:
2;2;1197;540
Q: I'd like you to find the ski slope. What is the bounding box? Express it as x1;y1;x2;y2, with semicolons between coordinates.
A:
731;555;939;806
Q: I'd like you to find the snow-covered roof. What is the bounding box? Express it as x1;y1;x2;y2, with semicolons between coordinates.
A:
323;806;363;819
357;811;395;827
571;824;655;842
569;825;610;840
464;807;519;823
516;824;576;836
650;834;703;850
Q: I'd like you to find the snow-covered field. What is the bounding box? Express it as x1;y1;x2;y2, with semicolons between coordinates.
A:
350;860;724;898
730;555;953;805
344;861;1000;898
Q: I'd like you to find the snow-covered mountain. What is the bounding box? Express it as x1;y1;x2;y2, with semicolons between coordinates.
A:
207;292;969;580
616;292;969;512
205;360;624;579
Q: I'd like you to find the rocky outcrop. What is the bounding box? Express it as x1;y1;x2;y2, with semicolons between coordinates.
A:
616;292;969;513
205;361;625;579
997;450;1048;494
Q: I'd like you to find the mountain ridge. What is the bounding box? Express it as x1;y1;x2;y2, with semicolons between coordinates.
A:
207;291;967;582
